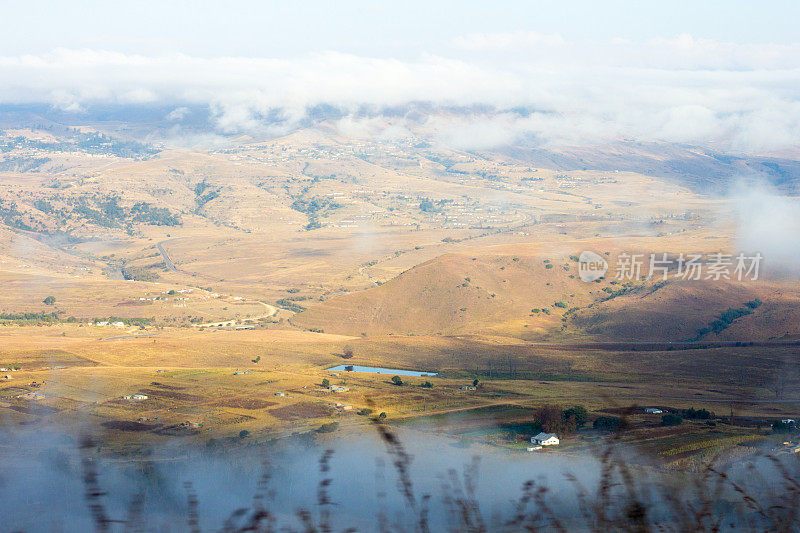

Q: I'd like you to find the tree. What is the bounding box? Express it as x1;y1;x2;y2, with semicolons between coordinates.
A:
321;378;330;388
378;412;387;420
391;375;404;386
772;420;795;433
472;379;480;387
420;381;433;388
681;407;713;420
238;430;249;439
419;198;437;212
660;413;683;426
563;405;588;428
342;346;355;359
593;416;626;432
536;404;564;433
43;296;55;305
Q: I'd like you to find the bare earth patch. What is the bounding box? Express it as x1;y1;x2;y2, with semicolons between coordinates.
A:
268;402;333;421
213;397;277;410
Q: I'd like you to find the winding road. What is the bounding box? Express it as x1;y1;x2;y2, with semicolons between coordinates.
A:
193;300;277;328
156;237;183;272
156;237;278;327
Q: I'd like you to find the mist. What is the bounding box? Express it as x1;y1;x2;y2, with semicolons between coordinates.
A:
732;179;800;271
2;418;799;532
0;423;601;532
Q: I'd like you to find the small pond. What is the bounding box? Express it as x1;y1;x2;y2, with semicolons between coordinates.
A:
326;365;439;377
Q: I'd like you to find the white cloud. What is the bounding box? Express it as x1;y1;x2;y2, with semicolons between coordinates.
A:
452;30;566;50
0;37;799;152
166;106;190;121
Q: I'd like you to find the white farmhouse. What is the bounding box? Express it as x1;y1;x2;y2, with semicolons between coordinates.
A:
644;408;663;414
531;432;560;446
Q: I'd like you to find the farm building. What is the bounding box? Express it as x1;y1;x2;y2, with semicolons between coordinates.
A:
531;432;560;446
644;408;663;414
123;394;148;400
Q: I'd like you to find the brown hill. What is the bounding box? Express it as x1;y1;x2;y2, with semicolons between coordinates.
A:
294;245;800;342
293;245;595;338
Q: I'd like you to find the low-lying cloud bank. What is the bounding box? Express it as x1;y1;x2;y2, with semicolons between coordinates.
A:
1;32;799;151
733;180;800;269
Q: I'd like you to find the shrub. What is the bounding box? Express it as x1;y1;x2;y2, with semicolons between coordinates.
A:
43;296;56;305
745;298;763;309
321;378;330;388
391;375;404;386
661;413;683;426
593;416;626;431
318;422;339;433
772;421;795;433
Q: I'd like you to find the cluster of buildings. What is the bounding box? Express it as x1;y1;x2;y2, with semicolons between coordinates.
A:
17;391;45;400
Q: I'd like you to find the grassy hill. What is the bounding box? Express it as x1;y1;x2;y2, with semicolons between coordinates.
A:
294;245;800;342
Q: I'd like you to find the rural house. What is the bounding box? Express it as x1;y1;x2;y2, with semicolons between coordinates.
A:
531;432;560;446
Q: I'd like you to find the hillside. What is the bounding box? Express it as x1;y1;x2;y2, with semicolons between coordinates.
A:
294;245;800;342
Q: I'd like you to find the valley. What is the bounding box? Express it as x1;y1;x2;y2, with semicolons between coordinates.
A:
0;116;798;468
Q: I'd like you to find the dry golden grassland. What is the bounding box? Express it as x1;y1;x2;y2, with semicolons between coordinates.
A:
0;129;797;465
0;324;796;463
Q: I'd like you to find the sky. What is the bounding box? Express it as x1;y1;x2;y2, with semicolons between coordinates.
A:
1;1;800;151
3;1;800;56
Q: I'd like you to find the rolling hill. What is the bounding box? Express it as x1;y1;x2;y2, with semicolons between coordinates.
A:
293;244;800;342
